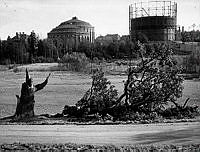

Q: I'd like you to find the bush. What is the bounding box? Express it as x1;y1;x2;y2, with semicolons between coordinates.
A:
34;56;47;63
0;59;11;65
45;57;55;63
59;52;90;72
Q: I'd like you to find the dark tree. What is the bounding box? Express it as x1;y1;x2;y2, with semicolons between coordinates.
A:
37;39;45;57
106;42;119;59
77;41;93;58
28;31;38;63
119;39;137;59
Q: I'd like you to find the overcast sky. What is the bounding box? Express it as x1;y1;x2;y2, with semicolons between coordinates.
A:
0;0;200;40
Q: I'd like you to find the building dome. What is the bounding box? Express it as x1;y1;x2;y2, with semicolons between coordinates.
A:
50;17;93;33
48;17;95;53
60;16;92;27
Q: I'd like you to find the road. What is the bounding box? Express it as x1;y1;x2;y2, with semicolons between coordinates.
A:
0;122;200;145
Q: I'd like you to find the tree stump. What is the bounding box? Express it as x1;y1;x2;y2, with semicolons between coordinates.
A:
15;94;35;118
14;69;50;119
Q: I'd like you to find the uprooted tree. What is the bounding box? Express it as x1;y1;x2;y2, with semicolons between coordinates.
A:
115;42;198;119
118;42;184;114
63;41;199;120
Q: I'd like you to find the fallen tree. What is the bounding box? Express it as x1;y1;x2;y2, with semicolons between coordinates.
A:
117;42;184;115
75;69;119;118
62;42;199;121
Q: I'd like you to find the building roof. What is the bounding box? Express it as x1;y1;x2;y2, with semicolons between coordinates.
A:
49;17;93;33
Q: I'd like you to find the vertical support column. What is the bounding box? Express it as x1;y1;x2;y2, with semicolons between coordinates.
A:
92;27;95;43
129;5;131;36
163;1;165;16
89;29;91;43
174;2;177;41
170;1;171;17
155;1;157;16
135;3;137;18
129;5;133;36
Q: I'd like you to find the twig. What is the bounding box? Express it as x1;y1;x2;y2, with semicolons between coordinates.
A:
183;98;190;108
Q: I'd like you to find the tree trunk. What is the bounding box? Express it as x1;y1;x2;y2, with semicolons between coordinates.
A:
15;95;35;118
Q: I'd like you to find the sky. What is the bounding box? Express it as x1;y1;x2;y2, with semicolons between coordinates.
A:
0;0;200;40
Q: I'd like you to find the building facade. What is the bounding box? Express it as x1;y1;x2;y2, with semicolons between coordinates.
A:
48;17;95;52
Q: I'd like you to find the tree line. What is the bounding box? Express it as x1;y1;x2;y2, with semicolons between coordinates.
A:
0;31;58;65
0;31;142;65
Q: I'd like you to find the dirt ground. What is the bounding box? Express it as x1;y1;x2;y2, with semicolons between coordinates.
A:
0;122;200;145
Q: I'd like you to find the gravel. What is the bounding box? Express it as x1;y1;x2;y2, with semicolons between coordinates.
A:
1;143;200;152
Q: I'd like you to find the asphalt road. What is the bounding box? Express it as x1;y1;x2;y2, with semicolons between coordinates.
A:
0;122;200;145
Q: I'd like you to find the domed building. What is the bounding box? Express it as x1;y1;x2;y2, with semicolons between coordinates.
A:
48;17;95;52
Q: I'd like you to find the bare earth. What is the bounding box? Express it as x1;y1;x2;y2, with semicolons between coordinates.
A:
0;122;199;145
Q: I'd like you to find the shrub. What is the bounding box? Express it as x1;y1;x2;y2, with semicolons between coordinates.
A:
34;56;47;63
59;52;90;72
46;57;55;63
1;59;11;65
